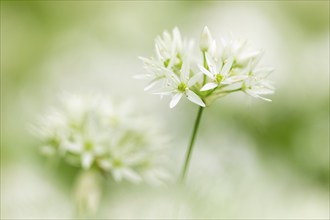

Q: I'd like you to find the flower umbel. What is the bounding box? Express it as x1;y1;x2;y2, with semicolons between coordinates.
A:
138;26;274;108
35;93;170;185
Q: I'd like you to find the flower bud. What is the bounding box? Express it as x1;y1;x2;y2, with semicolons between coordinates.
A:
200;26;213;52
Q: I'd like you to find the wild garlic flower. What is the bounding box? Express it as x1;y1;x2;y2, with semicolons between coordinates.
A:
35;93;169;185
156;61;205;108
155;27;183;68
138;26;274;108
199;54;247;91
242;67;275;102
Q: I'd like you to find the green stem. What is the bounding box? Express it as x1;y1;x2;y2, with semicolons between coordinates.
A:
179;106;204;183
202;51;207;85
213;87;242;95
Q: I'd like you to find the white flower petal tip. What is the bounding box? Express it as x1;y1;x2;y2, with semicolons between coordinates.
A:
172;27;181;40
188;73;203;87
222;75;248;84
138;56;150;62
121;168;143;184
186;90;206;107
143;80;159;91
198;65;212;78
245;89;273;102
221;56;234;75
82;153;93;170
256;95;272;102
200;82;218;91
169;93;183;108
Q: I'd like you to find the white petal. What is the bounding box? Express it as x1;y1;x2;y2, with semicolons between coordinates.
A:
82;153;93;169
245;89;258;97
112;169;123;182
198;65;214;79
98;160;112;171
235;39;247;55
254;67;274;78
209;40;217;56
163;31;171;44
138;56;153;65
240;51;263;65
222;75;248;84
205;52;217;73
188;73;203;87
144;79;160;91
164;68;180;84
63;141;81;153
260;80;275;90
221;56;234;75
253;86;274;95
180;61;190;82
155;44;162;61
167;55;176;68
254;94;272;102
172;27;182;51
186;90;205;107
200;82;218;91
40;145;56;156
153;90;173;96
121;168;142;184
170;93;183;108
246;90;272;102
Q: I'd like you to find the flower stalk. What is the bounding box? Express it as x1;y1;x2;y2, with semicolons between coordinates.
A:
74;169;102;218
137;26;275;182
179;106;204;183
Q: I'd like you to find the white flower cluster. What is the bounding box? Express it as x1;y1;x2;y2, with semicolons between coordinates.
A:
138;27;274;108
36;93;169;185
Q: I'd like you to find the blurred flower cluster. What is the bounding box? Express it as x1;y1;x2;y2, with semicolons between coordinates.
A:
138;27;274;108
35;93;169;185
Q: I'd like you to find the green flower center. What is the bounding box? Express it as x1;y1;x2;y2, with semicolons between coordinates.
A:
84;140;93;151
113;159;123;167
164;59;170;68
177;82;187;92
215;74;223;83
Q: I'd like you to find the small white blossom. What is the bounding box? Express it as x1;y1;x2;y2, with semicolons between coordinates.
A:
136;56;167;91
242;67;275;102
200;54;241;91
220;36;263;68
154;27;183;68
155;61;205;108
136;27;195;93
35;93;170;185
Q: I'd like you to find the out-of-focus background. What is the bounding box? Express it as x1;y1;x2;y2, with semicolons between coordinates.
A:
1;1;329;219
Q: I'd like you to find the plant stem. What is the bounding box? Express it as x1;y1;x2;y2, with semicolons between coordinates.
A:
179;106;204;183
202;51;207;84
213;87;242;95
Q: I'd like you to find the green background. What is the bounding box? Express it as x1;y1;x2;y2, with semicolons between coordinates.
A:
1;1;329;219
